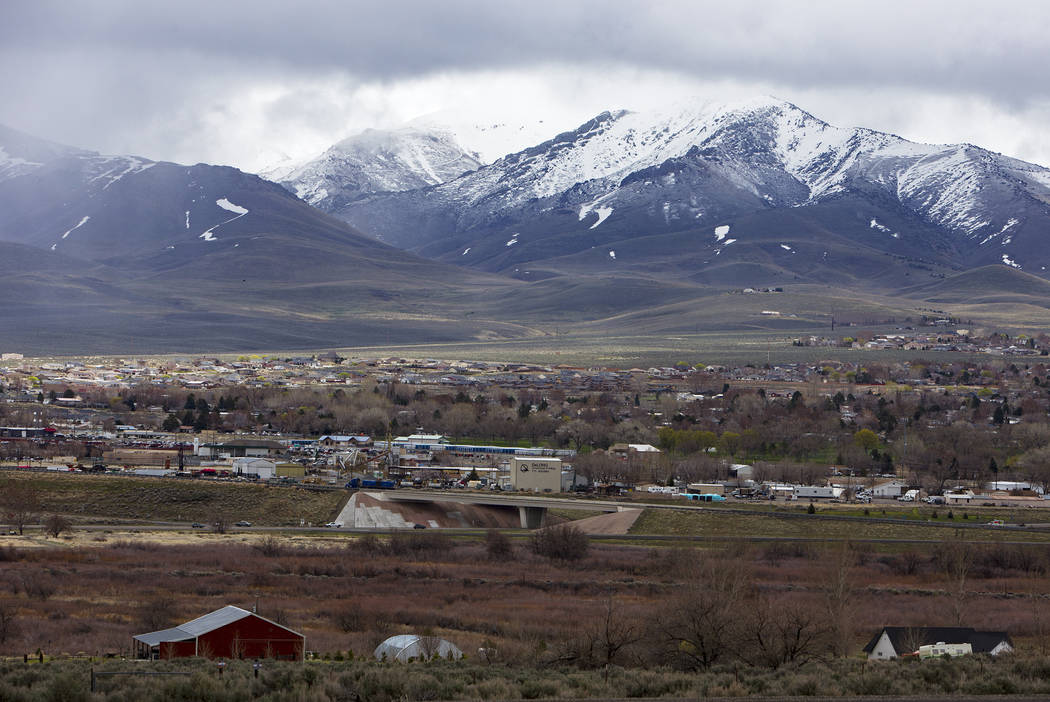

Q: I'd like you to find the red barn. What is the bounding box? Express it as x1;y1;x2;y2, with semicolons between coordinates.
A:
134;605;304;660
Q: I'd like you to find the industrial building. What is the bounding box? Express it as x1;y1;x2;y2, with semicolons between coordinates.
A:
510;456;563;493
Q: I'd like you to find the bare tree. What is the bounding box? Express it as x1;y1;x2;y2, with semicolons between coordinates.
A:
253;536;283;557
1032;602;1050;657
0;599;18;643
898;626;927;657
1;480;40;535
138;593;178;632
43;514;71;538
485;529;513;560
21;572;55;601
417;629;442;661
659;557;751;669
590;596;644;678
333;603;363;633
529;524;589;561
939;534;972;626
743;598;828;669
824;542;855;657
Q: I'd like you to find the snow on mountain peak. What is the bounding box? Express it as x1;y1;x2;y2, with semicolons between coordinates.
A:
406;110;560;164
265;124;483;209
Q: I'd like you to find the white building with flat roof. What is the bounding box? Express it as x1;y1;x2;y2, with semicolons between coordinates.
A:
511;457;563;493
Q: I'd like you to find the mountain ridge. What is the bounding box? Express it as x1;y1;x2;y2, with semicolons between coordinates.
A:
303;97;1050;282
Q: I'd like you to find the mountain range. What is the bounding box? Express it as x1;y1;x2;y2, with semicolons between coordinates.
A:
281;98;1050;287
0;124;528;353
3;97;1050;355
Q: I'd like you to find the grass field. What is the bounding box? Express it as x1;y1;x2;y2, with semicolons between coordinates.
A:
629;506;1050;545
318;328;998;368
0;471;346;526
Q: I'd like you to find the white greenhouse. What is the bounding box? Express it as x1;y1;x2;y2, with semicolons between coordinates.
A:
373;634;463;662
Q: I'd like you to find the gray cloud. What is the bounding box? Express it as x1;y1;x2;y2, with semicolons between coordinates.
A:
2;0;1048;168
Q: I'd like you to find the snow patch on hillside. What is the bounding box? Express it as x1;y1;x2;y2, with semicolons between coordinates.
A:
0;146;44;180
90;156;154;190
980;218;1019;245
579;198;614;229
505;234;519;247
714;225;730;241
869;217;899;238
608;250;616;259
199;197;249;241
61;215;90;240
590;207;613;229
216;198;248;215
1002;254;1021;269
185;211;190;229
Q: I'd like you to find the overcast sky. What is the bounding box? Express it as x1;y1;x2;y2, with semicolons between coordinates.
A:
2;0;1049;172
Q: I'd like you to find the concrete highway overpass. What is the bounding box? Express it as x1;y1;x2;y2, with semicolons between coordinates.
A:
348;490;629;528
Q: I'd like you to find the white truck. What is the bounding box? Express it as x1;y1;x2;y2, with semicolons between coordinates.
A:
898;489;920;502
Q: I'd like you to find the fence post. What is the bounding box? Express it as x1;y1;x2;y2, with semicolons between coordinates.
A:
90;668;95;693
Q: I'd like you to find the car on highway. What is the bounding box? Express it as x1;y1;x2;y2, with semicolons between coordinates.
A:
234;520;252;527
323;521;344;528
191;522;205;528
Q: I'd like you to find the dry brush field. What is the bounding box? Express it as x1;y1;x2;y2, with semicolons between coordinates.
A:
4;529;1050;699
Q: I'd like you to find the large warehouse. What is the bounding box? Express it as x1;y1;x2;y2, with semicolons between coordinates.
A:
134;605;305;660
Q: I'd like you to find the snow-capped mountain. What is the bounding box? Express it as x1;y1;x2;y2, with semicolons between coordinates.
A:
330;98;1050;280
263;126;483;212
263;114;561;213
404;111;562;164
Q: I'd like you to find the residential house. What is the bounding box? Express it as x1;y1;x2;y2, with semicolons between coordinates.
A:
863;627;1012;660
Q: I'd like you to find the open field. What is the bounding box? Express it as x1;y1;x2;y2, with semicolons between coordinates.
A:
0;471;346;527
3;531;1050;700
5;472;1050;699
630;507;1050;545
320;329;994;368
